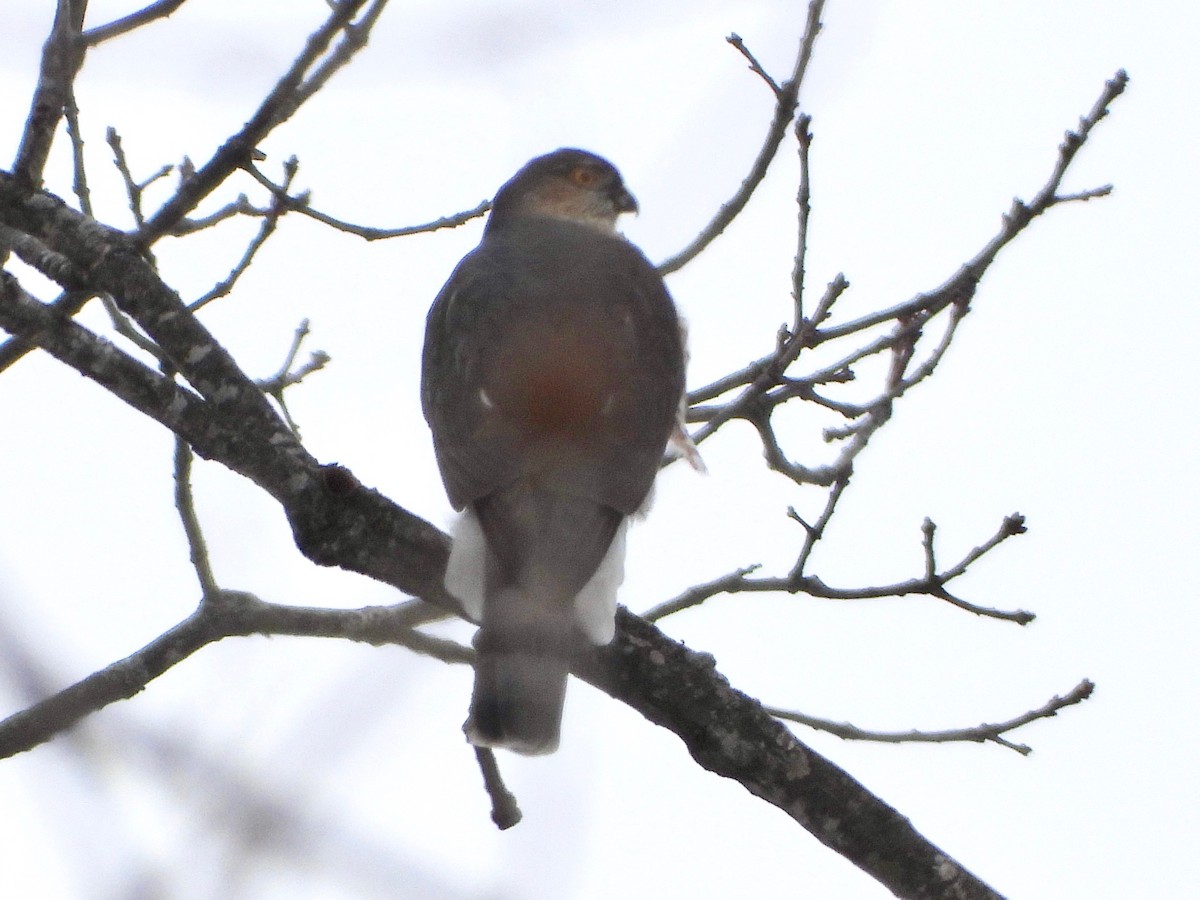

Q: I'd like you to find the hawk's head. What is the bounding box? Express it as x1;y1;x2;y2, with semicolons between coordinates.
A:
486;148;639;235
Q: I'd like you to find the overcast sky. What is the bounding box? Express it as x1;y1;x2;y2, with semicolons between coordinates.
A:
1;2;1197;898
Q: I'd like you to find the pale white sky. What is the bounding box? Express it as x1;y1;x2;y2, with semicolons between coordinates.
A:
1;2;1197;898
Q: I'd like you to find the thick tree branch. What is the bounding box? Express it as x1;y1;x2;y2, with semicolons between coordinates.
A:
12;0;88;189
0;263;456;614
0;24;1124;891
0;171;302;459
0;288;92;373
0;557;1007;900
576;612;1005;900
0;250;1010;895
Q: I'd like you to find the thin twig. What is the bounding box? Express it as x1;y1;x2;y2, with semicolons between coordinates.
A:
102;129;174;353
189;161;297;311
1051;185;1112;204
765;679;1095;755
643;565;762;621
658;0;825;275
257;319;331;435
83;0;190;45
927;587;1033;623
726;33;781;95
107;127;171;230
791;114;813;328
63;88;92;215
91;130;174;359
645;507;1031;623
245;161;490;240
171;195;265;235
257;320;331;395
789;477;847;578
473;748;522;830
174;435;219;599
274;0;392;123
938;513;1027;582
921;518;937;582
689;273;849;445
813;71;1129;346
137;0;382;242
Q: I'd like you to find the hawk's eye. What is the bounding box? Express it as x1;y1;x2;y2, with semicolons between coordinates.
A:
569;166;601;188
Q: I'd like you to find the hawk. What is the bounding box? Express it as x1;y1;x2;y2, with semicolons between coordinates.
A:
421;148;686;755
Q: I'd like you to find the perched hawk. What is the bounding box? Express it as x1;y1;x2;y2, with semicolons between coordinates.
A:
421;149;686;754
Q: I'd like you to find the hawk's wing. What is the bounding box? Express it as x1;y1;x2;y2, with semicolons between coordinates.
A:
421;218;684;515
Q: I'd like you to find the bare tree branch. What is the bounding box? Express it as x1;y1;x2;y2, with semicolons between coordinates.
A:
642;565;762;622
0;4;1124;890
0;564;1009;900
83;0;190;46
171;194;263;235
189;160;295;311
11;0;88;188
0;169;302;463
642;512;1033;625
0;255;1011;897
657;0;825;275
245;161;491;240
791;113;813;326
63;87;92;214
766;680;1096;755
0;589;469;761
256;318;330;435
174;437;219;599
473;748;522;830
667;73;1129;647
137;0;386;242
576;611;1006;900
726;33;782;95
0;287;92;373
684;71;1128;472
0;262;458;613
107;127;172;231
812;72;1127;347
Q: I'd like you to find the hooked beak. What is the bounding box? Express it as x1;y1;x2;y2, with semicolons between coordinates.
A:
612;185;639;216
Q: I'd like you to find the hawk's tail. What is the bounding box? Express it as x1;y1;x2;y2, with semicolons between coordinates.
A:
445;496;626;755
465;592;572;755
